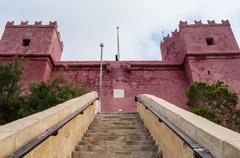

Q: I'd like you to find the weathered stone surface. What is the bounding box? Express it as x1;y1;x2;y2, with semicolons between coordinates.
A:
0;92;99;158
137;94;240;158
72;113;162;158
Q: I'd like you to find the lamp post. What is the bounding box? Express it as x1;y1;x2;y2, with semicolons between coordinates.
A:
99;43;104;103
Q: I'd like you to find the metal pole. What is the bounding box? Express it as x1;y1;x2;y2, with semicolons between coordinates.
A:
99;43;104;103
117;26;120;61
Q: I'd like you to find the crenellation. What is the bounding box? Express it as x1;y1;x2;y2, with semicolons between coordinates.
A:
171;30;179;41
221;20;230;25
5;21;58;28
161;29;179;43
6;21;14;27
179;19;230;28
20;21;29;26
49;21;58;28
163;34;170;41
207;20;216;25
34;21;42;26
171;29;178;36
194;20;202;25
179;21;188;27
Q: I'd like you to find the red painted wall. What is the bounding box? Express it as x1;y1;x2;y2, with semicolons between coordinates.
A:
185;55;240;108
52;61;189;111
0;21;63;61
0;20;239;111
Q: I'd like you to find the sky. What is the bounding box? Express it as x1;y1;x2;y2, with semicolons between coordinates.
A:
0;0;240;61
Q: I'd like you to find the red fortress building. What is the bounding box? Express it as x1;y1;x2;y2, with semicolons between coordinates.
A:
0;20;240;112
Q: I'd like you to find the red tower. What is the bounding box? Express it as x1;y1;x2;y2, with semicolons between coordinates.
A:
160;20;240;108
0;21;63;84
160;20;239;64
0;21;63;61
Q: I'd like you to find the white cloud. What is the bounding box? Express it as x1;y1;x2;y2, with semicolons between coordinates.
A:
0;0;240;61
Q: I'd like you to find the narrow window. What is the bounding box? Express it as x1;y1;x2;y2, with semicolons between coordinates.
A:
22;39;31;46
207;71;210;75
206;37;215;46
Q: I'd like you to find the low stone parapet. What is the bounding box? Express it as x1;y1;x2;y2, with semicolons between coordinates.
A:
136;94;240;158
0;91;99;158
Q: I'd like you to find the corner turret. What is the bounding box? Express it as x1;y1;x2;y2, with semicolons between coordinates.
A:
0;21;64;61
160;20;239;63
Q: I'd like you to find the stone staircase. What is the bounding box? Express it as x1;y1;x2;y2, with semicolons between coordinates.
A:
72;113;162;158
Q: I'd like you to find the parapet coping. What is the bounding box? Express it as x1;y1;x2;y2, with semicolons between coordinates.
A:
0;92;98;157
138;94;240;158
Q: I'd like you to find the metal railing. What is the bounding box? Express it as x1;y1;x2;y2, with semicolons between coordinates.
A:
135;96;214;158
9;96;98;158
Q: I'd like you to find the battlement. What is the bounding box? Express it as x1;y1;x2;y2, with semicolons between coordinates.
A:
6;21;58;28
160;27;183;63
179;20;230;27
161;29;179;45
5;21;63;49
0;21;64;61
160;20;239;63
161;20;230;44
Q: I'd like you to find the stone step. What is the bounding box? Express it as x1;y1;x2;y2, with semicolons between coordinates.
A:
86;130;149;135
95;115;139;118
72;151;162;158
79;140;155;146
75;144;158;152
92;119;141;123
94;114;139;117
90;122;144;126
82;135;151;142
91;121;143;125
86;132;149;136
95;114;139;117
92;118;142;121
88;127;146;131
84;132;150;137
88;126;148;131
72;113;160;158
91;120;143;124
96;113;138;117
85;132;150;138
97;112;137;114
94;115;140;118
89;123;145;129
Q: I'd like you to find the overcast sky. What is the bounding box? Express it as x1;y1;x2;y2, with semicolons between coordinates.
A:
0;0;240;61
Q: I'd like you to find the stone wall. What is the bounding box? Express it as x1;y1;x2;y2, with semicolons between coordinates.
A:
137;94;240;158
185;54;240;108
0;20;240;112
52;61;190;112
0;92;99;158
